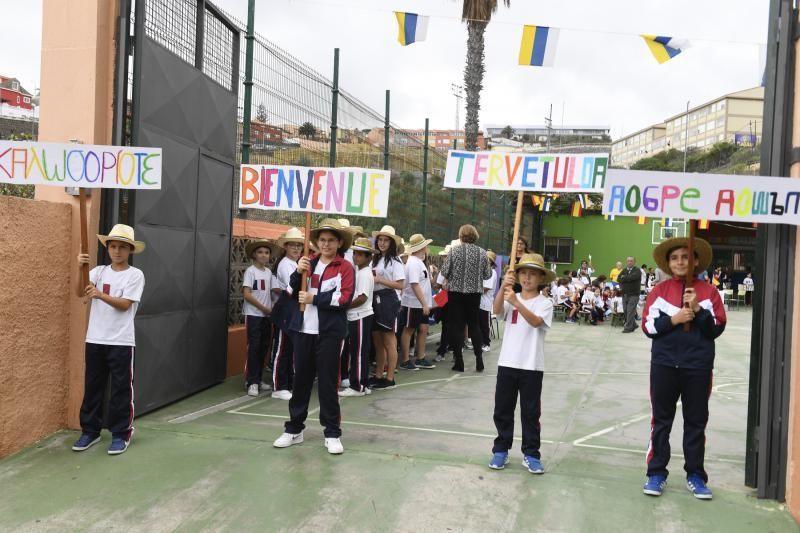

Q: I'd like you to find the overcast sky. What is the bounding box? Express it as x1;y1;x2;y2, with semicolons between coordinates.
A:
1;0;768;138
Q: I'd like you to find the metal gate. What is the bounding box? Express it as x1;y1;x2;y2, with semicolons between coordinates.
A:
107;0;240;413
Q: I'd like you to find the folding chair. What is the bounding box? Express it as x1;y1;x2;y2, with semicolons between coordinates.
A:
490;313;500;339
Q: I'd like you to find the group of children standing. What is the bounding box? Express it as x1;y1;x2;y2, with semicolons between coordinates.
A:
69;218;725;502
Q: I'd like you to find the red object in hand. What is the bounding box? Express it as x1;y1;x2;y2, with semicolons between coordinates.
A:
433;290;448;307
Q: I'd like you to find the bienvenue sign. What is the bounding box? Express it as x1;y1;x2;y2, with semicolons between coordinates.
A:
239;164;391;218
603;169;800;225
0;141;162;189
444;150;608;192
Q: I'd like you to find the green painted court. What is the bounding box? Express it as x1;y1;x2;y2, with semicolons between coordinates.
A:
1;310;796;532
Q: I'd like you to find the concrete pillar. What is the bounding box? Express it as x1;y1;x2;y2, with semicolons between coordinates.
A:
35;0;120;428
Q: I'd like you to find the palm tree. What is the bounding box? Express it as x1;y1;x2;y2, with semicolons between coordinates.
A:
462;0;510;150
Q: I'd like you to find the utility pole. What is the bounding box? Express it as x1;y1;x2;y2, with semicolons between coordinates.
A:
449;83;464;238
422;118;429;233
329;48;339;167
383;90;390;170
241;0;255;165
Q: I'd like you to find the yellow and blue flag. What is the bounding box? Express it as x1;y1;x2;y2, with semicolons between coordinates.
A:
660;217;671;227
641;35;689;64
519;25;559;67
395;12;429;46
605;214;615;221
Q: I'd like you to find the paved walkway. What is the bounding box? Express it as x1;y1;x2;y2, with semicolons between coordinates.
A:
1;309;797;532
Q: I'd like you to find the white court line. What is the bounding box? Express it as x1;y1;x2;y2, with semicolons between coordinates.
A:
226;410;553;443
169;395;267;424
573;412;652;446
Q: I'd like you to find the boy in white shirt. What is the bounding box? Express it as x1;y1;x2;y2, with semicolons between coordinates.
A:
73;224;145;456
242;239;279;397
488;253;555;474
479;250;499;353
341;238;376;397
398;234;436;370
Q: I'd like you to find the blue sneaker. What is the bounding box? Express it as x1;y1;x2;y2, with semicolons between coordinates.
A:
108;430;133;456
71;433;100;452
414;358;436;369
488;452;509;470
643;475;667;496
687;475;713;500
522;455;544;474
398;360;419;371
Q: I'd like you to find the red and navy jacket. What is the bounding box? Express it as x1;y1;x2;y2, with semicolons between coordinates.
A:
642;277;727;369
287;254;354;338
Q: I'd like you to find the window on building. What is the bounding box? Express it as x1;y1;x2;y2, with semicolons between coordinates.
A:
16;96;20;104
543;237;573;264
23;96;30;103
11;81;19;90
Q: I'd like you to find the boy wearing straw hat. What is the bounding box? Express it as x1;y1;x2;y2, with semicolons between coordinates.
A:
270;227;305;401
641;237;726;500
242;239;280;397
73;224;145;455
398;234;436;371
340;237;376;397
273;219;354;454
488;253;555;473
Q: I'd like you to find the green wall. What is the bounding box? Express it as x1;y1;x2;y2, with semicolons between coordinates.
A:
542;214;660;276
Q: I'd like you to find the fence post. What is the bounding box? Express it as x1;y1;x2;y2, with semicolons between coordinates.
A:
500;193;507;254
329;48;339;167
240;0;255;165
383;90;390;170
448;138;456;238
421;118;429;234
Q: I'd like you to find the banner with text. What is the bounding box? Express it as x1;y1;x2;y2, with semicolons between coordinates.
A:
0;141;162;189
239;164;391;218
444;150;608;192
603;169;800;225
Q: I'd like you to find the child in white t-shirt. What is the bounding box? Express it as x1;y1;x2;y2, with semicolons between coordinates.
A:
479;251;499;353
399;234;436;370
341;238;376;397
488;253;555;474
242;239;279;397
73;224;145;456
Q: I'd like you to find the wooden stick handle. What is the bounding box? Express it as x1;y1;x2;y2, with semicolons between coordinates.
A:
79;188;89;289
508;191;525;272
299;212;312;312
683;219;695;332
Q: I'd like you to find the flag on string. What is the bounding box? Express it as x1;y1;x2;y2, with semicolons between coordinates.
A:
605;214;615;221
394;12;429;46
531;194;542;209
518;25;560;67
661;217;671;227
697;219;710;230
542;195;552;212
578;193;589;210
571;200;582;217
641;35;689;64
636;216;647;225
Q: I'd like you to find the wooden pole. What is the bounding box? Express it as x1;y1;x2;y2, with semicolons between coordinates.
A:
684;219;696;332
299;212;312;312
509;191;524;271
78;188;89;289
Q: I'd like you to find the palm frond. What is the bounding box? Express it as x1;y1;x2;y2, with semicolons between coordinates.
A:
461;0;510;23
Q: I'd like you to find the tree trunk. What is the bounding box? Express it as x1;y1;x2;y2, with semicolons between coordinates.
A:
464;20;487;151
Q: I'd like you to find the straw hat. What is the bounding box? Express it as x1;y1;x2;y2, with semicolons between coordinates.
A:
245;239;280;259
653;237;712;277
515;253;557;283
337;218;367;238
97;224;145;254
351;237;377;254
404;233;433;255
487;250;497;264
276;227;305;247
309;218;353;251
372;225;402;249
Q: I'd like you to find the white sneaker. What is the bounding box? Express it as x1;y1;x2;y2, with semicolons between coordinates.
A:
271;390;292;401
260;381;273;392
338;388;366;397
247;384;259;397
340;378;351;389
273;432;304;448
324;437;344;454
482;345;490;352
364;387;372;395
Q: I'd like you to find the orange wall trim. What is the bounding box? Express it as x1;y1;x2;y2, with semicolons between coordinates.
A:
226;325;247;379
